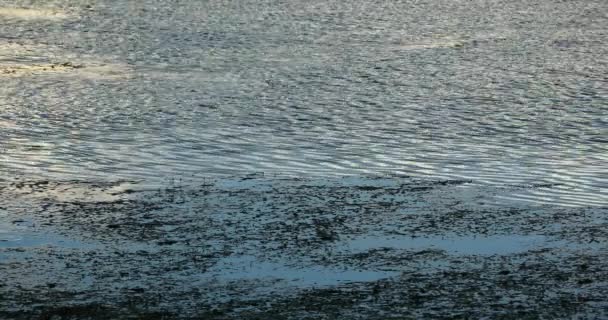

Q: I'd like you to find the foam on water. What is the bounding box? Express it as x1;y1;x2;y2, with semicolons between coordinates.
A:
0;8;70;20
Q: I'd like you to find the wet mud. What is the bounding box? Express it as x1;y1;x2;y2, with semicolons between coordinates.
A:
1;176;606;319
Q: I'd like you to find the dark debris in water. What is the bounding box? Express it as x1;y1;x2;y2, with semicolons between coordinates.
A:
1;177;607;319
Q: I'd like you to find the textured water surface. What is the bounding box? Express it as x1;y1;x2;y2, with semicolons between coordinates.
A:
0;0;607;206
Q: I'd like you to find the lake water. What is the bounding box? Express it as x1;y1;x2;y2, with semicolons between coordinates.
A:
0;0;606;207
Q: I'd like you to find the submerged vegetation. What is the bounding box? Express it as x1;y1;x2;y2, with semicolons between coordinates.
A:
1;177;606;319
1;0;606;318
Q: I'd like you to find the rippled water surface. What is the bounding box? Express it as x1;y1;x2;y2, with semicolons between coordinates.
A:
1;0;607;206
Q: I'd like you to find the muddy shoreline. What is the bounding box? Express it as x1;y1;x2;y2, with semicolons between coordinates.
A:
2;0;607;318
1;176;606;319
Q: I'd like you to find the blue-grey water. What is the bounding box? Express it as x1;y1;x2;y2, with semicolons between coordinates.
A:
0;0;606;206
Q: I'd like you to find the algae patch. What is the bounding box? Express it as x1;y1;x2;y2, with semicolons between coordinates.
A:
0;61;131;79
1;177;607;319
0;8;70;20
0;62;83;75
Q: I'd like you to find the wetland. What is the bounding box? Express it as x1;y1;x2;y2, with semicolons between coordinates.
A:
1;0;607;318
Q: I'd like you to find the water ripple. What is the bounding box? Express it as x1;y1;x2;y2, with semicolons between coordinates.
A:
1;0;607;207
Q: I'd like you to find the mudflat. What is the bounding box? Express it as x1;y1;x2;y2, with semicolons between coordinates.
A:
1;176;606;319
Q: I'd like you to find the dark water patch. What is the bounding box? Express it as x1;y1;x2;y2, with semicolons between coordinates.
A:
1;176;608;318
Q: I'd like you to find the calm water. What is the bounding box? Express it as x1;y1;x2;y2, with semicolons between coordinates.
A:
0;0;606;206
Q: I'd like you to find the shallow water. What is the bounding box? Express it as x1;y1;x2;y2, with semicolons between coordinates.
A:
338;234;586;255
210;255;397;287
0;229;97;249
0;217;97;249
0;0;607;206
1;176;608;318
